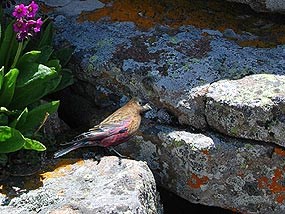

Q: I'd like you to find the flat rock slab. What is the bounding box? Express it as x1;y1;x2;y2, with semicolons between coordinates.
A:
117;125;285;213
206;74;285;146
0;157;162;214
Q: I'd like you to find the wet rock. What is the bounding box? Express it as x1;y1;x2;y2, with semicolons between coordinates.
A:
117;124;285;213
0;157;162;214
206;74;285;146
227;0;285;13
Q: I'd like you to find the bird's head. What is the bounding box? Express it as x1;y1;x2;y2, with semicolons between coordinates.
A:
131;97;152;113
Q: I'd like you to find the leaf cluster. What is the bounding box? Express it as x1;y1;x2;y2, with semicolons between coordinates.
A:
0;16;74;164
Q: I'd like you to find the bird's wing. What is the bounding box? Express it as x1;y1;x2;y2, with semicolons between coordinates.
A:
61;117;132;145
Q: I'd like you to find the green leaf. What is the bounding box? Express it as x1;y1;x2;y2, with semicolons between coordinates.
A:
0;114;8;126
9;107;28;129
0;126;25;153
0;68;19;107
18;101;60;134
0;22;18;71
10;65;61;109
46;59;61;72
23;138;46;151
37;46;54;64
39;22;53;48
16;63;53;87
0;107;14;115
0;22;14;67
0;15;2;41
53;47;73;67
17;51;41;66
0;66;4;90
54;68;74;92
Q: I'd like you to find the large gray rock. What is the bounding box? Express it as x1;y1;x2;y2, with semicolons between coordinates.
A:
205;74;285;146
0;157;162;214
227;0;285;13
37;0;285;212
117;125;285;213
52;17;285;131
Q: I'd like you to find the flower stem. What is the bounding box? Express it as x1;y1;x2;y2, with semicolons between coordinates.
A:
11;41;23;68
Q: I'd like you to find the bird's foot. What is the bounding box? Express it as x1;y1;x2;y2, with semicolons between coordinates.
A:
82;151;102;164
107;147;129;159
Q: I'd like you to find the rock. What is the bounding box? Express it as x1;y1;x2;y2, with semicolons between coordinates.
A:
227;0;285;13
223;29;240;39
37;0;285;212
41;0;105;16
117;124;285;213
52;18;285;131
0;157;162;214
205;74;285;146
42;111;70;141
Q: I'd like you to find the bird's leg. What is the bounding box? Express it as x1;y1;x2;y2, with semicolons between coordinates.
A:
107;147;128;159
82;150;102;164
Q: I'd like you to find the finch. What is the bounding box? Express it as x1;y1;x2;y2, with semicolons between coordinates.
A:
54;97;152;158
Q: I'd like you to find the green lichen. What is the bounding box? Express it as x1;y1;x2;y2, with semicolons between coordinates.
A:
230;126;239;135
172;139;185;148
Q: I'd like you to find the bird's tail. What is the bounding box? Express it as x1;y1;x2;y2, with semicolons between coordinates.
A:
54;141;89;158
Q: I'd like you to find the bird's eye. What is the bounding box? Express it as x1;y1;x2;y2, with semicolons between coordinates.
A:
137;100;142;105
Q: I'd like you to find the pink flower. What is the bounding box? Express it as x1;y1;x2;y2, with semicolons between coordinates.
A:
16;31;29;41
33;18;43;32
26;1;38;18
13;18;28;33
12;1;42;41
12;3;27;18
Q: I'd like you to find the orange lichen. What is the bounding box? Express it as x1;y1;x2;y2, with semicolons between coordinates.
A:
187;173;209;188
258;168;285;193
276;194;285;204
270;169;285;193
201;149;209;155
258;176;269;189
41;159;84;180
258;167;285;204
274;148;285;157
237;172;244;178
77;0;285;47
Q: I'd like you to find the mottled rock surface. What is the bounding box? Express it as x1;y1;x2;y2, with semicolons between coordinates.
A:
0;157;162;214
206;74;285;146
117;125;285;213
227;0;285;13
29;0;285;213
53;18;285;131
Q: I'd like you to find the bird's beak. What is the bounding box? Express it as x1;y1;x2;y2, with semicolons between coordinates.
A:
142;103;152;111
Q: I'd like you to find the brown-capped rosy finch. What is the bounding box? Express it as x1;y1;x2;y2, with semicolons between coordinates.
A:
54;98;151;158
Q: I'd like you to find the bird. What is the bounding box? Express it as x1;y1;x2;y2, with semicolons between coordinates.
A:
54;97;152;158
